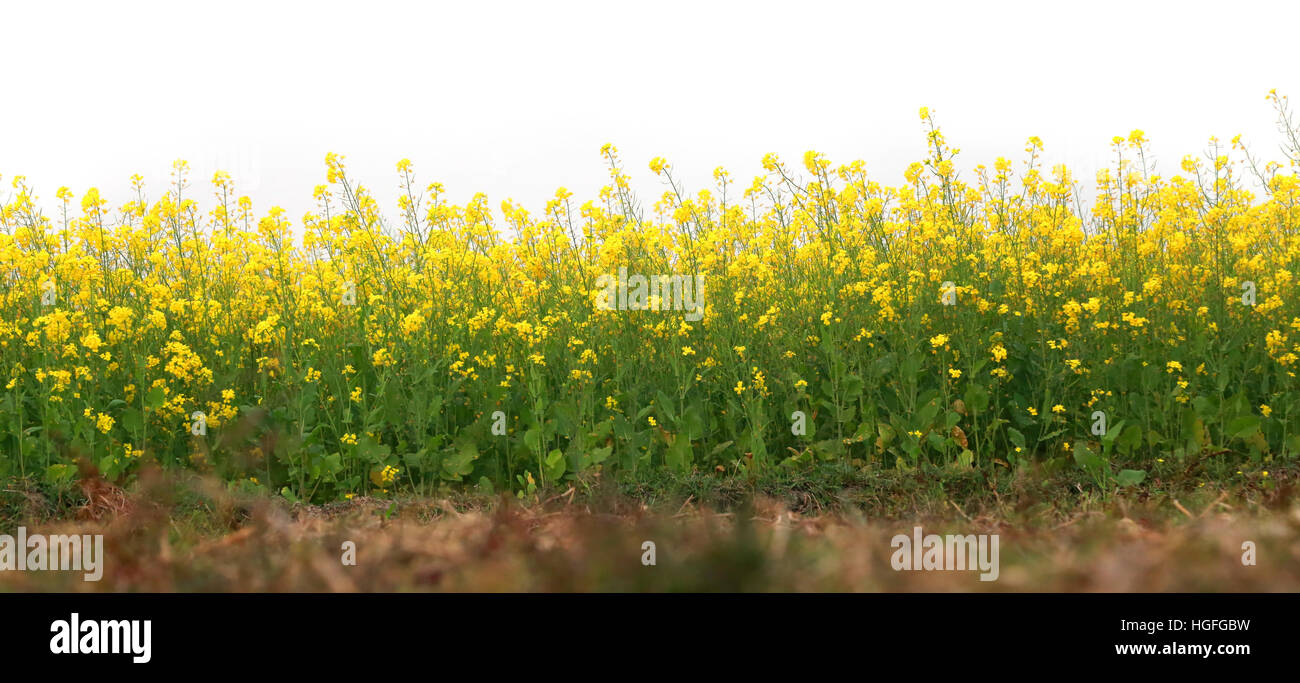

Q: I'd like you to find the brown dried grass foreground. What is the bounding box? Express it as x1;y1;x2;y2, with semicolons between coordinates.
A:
1;469;1298;592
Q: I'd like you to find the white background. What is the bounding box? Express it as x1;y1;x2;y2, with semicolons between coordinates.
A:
2;0;1298;225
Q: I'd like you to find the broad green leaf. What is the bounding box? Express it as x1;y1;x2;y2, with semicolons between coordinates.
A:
441;442;479;481
964;384;989;413
146;386;167;410
1227;415;1261;440
1115;469;1147;487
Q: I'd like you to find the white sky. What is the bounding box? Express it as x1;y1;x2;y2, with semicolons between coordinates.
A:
2;0;1298;226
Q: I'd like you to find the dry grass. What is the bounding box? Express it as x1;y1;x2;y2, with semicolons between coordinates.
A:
2;471;1297;592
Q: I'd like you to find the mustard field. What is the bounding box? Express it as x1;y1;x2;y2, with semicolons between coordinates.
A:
2;99;1299;503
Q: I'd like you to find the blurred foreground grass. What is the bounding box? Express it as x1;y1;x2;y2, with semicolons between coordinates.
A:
1;463;1297;592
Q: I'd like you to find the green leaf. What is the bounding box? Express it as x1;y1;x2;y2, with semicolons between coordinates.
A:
523;427;542;453
1227;415;1261;440
544;448;566;482
964;384;989;413
1102;419;1126;447
1192;396;1215;419
876;423;896;447
916;401;941;428
145;386;167;410
1007;427;1026;450
1100;419;1125;457
655;390;677;422
665;434;693;473
357;437;391;463
1072;442;1102;470
441;442;479;481
1115;469;1147;487
44;463;76;485
580;446;612;470
120;408;143;434
1034;429;1065;444
1116;424;1143;454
